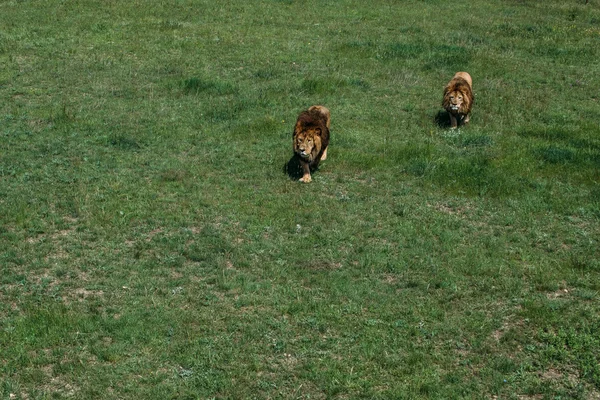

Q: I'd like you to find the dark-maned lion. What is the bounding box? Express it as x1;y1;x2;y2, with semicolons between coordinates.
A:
442;72;473;129
293;105;330;183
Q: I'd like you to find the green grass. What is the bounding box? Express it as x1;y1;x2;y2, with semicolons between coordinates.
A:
1;0;600;398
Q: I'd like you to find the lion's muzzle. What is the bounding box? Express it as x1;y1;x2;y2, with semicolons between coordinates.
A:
298;151;311;161
297;147;311;160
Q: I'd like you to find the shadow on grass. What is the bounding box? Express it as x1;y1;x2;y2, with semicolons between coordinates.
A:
434;110;451;128
108;134;142;151
284;155;303;180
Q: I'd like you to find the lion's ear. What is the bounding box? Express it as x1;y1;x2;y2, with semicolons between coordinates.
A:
314;128;322;136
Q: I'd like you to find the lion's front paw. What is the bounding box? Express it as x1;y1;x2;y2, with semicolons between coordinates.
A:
299;174;312;183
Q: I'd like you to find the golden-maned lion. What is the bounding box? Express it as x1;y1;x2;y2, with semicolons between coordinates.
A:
442;72;473;129
293;105;330;183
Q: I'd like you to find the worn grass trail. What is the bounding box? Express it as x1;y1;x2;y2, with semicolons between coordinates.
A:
1;0;599;399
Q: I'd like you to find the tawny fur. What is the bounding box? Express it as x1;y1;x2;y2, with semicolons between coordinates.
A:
442;72;473;129
293;105;330;183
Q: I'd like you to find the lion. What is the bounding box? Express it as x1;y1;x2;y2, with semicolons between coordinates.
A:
442;72;473;129
293;105;330;183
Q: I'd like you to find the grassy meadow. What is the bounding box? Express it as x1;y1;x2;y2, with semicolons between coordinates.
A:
1;0;600;398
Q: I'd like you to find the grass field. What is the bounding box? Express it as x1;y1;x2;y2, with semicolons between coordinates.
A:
1;0;600;398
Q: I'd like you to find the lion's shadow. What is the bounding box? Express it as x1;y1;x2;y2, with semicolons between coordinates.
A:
283;155;304;180
434;110;452;128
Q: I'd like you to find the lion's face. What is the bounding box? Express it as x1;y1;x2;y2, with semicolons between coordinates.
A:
294;129;322;162
447;90;465;112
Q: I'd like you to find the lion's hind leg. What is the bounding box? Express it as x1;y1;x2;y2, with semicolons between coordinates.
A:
321;146;328;161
